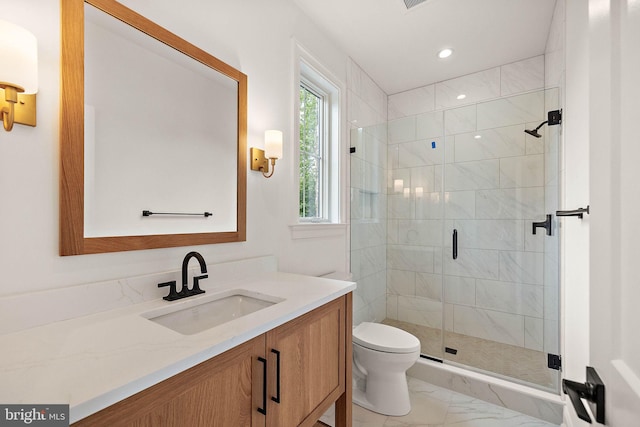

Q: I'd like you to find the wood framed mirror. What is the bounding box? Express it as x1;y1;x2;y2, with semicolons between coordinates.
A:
60;0;247;255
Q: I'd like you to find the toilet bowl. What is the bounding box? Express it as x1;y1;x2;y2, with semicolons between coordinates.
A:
352;322;420;416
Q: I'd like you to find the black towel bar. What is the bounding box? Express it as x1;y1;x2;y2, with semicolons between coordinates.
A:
142;210;212;217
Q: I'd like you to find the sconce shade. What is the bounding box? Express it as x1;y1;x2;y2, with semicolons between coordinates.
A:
264;130;283;159
0;20;38;94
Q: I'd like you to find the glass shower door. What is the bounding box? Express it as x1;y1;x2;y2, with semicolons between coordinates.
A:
441;88;561;392
383;109;446;359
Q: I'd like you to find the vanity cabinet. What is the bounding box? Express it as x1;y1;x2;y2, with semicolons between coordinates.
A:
73;335;266;427
265;295;346;427
73;294;352;427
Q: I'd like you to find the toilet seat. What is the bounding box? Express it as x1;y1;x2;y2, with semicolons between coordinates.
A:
353;322;420;354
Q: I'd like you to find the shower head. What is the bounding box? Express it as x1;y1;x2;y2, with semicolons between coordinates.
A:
523;110;562;138
524;128;542;138
524;120;548;138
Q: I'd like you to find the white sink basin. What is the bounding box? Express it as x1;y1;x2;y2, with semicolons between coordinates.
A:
143;289;284;335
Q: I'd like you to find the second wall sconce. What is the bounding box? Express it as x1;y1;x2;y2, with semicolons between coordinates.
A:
251;130;283;178
0;19;38;132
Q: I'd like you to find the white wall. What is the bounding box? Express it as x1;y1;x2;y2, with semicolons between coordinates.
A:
0;0;350;298
560;0;591;425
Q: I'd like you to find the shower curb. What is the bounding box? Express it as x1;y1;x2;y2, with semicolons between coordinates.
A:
408;358;564;424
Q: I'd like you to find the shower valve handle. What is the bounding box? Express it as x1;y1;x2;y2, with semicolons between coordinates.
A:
532;214;552;236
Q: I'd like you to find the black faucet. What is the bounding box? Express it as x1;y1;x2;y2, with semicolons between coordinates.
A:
158;251;208;301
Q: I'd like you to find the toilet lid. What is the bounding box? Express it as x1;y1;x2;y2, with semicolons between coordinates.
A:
352;322;420;354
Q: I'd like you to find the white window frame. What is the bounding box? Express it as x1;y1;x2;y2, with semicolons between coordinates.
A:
290;42;347;239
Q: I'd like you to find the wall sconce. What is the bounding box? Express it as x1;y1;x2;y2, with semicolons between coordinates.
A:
250;130;283;178
0;20;38;132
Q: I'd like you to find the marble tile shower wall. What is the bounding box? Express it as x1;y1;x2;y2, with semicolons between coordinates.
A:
348;59;388;326
385;55;559;352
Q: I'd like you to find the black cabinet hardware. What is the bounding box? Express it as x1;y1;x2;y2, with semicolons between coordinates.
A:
532;214;552;236
452;229;458;260
257;356;267;415
563;366;605;424
142;210;212;217
271;349;281;404
556;205;590;219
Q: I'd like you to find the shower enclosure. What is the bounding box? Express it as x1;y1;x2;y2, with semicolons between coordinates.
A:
350;87;561;392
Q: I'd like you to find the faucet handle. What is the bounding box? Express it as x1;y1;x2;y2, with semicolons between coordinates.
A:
158;280;180;301
191;274;208;295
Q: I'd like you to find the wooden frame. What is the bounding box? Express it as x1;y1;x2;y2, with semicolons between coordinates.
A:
60;0;247;255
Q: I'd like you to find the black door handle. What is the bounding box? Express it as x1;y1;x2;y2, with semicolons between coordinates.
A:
257;356;267;415
563;367;605;424
532;214;552;236
452;229;458;260
271;349;281;403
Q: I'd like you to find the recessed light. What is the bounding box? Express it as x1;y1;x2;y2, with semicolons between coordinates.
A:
457;94;466;100
438;48;453;59
474;134;482;139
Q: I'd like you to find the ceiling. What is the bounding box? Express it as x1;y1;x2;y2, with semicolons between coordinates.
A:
294;0;557;95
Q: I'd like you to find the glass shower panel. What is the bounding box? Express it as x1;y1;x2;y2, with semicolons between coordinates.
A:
350;123;388;327
441;88;561;392
382;110;446;359
542;87;561;392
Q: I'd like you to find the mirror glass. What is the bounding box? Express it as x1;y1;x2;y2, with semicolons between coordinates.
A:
60;0;247;255
84;4;237;237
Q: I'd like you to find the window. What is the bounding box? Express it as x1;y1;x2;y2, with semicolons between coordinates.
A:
298;60;340;223
299;82;325;219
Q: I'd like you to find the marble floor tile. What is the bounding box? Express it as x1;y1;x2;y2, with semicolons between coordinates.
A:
319;377;559;427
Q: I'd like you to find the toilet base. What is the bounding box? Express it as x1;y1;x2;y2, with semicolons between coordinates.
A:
351;322;420;417
352;372;412;416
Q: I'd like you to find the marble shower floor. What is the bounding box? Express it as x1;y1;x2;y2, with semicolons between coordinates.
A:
381;319;557;390
318;377;559;427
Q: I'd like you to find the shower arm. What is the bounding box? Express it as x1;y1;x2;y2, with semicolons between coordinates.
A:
533;120;548;132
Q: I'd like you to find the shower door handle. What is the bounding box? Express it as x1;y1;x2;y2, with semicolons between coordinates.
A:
452;229;458;260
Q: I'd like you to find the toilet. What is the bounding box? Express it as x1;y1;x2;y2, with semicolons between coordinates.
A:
351;322;421;416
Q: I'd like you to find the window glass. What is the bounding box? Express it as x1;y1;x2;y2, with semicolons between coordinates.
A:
299;84;324;219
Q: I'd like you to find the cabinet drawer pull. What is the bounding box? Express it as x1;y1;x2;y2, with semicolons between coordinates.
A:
271;349;281;404
257;356;267;415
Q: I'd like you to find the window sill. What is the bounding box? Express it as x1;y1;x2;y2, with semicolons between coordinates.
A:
289;223;347;240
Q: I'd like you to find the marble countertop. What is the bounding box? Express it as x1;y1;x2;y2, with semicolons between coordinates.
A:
0;272;356;423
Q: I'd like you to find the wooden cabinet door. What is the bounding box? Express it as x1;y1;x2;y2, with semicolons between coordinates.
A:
73;335;266;427
265;297;346;427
